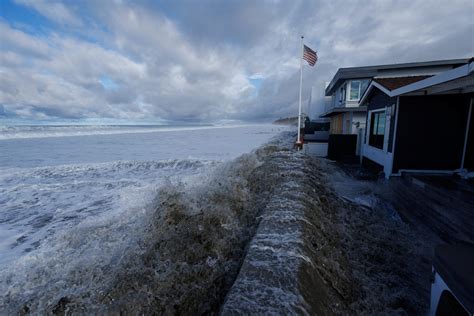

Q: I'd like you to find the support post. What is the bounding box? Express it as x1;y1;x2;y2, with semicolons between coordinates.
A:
296;36;304;148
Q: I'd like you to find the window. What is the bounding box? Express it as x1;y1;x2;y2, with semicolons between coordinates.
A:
339;86;346;104
369;110;386;149
349;81;361;101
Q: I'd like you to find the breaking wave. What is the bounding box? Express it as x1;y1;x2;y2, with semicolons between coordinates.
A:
0;159;216;265
0;133;293;314
0;124;252;140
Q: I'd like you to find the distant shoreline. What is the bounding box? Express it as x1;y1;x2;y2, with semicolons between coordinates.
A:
272;117;298;126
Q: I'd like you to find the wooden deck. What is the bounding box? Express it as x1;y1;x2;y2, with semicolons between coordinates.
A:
379;175;474;244
328;158;474;245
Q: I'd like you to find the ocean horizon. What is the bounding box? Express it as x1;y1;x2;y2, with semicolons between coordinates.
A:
0;122;272;141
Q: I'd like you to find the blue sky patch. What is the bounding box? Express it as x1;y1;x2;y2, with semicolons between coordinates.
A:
249;78;263;95
0;0;52;36
100;76;119;91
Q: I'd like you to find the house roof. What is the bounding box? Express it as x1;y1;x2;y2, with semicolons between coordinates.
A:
319;106;367;118
374;76;432;91
392;60;474;96
359;60;474;105
325;58;470;96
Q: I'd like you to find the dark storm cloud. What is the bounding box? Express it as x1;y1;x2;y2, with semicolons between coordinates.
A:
0;0;472;122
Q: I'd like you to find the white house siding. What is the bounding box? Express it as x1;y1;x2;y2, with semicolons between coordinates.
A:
351;112;367;134
362;142;394;176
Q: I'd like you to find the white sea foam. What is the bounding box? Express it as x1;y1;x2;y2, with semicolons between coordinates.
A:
0;124;261;140
0;124;288;313
0;159;213;264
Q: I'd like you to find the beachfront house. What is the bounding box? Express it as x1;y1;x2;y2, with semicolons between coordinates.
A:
321;70;370;136
322;59;470;159
359;58;474;178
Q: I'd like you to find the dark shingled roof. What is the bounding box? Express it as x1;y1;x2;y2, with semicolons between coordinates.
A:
374;75;432;91
324;58;470;96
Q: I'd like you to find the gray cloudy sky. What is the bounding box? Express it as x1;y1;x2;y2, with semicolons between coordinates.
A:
0;0;473;123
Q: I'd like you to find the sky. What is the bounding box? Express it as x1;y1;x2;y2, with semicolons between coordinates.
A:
0;0;473;124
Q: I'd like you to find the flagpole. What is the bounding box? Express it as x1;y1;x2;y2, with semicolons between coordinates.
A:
297;35;304;148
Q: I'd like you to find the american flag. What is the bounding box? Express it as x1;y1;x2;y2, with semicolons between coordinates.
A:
303;45;318;66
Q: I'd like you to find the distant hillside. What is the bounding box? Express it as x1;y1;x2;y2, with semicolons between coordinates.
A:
273;117;298;126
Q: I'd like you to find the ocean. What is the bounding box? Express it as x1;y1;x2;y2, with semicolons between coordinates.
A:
0;123;288;312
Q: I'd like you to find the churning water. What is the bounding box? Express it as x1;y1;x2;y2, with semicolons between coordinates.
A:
0;124;287;313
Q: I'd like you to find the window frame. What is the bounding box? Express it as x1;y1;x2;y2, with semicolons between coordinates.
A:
339;86;346;104
368;109;386;149
348;80;362;101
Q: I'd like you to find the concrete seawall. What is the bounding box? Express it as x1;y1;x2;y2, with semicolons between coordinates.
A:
222;136;430;314
221;149;353;314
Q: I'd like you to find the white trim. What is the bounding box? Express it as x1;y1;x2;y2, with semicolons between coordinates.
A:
388;97;400;175
369;109;386;145
392;61;474;96
423;76;474;95
359;61;474;105
398;169;456;175
430;269;447;316
364;107;394;178
391;97;400;153
363;143;386;161
382;104;394;173
348;80;362;101
362;144;394;177
461;98;473;169
365;110;371;145
370;108;385;113
359;80;393;105
430;269;470;316
382;106;391;152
